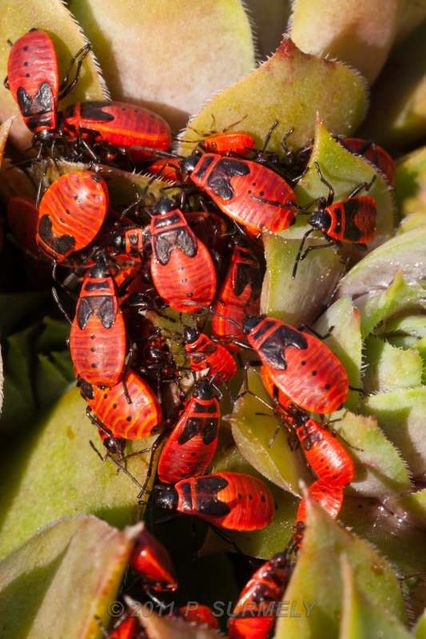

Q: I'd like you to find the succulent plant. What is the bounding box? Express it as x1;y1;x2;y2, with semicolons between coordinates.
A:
0;2;426;638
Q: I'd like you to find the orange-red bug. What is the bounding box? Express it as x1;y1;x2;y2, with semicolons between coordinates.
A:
7;195;39;254
62;100;172;159
200;131;255;156
293;163;376;277
183;327;237;383
36;171;109;262
245;315;349;414
293;416;354;487
181;153;297;236
150;200;217;312
129;527;177;592
80;371;162;439
228;551;294;639
340;137;395;186
177;604;219;630
154;471;275;531
296;479;344;523
157;380;220;484
70;260;126;386
211;244;261;349
112;227;145;259
260;366;354;486
7;30;59;134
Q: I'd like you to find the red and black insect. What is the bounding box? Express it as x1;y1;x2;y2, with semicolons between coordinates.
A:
150;199;217;312
211;244;261;349
153;471;275;530
292;162;376;278
36;171;109;262
80;370;162;439
228;550;295;639
6;29;89;140
181;153;297;236
244;315;349;414
296;479;344;523
157;379;220;484
70;259;126;386
339;137;395;186
62;100;172;161
129;527;177;592
177;604;219;630
183;327;237;383
199;131;255;156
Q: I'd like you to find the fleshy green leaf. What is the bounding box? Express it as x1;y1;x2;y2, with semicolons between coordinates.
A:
260;232;345;325
364;335;423;392
364;387;426;477
332;411;411;499
179;37;368;155
230;368;310;495
0;0;107;151
0;387;156;559
338;230;426;301
69;0;255;130
339;555;412;639
415;609;426;638
314;297;362;410
394;145;426;231
362;21;426;150
274;501;407;638
0;516;137;639
290;0;399;83
385;489;426;529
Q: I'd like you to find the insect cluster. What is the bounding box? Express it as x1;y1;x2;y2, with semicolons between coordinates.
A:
3;28;396;638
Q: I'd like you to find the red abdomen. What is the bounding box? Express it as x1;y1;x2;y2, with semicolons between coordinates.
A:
229;552;293;639
7;30;58;132
201;132;255;155
175;471;274;530
211;245;261;348
63;100;172;154
296;479;344;523
150;208;216;312
246;317;348;414
295;419;354;486
190;154;297;235
83;371;161;438
37;171;108;262
341;137;395;185
326;197;376;243
184;331;237;383
158;384;220;483
70;268;126;386
129;528;177;591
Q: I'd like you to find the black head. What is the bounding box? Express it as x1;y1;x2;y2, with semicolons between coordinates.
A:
154;198;175;215
89;255;108;278
153;484;178;511
243;314;264;334
309;209;332;232
182;326;199;344
181;152;201;174
78;379;94;400
193;378;214;399
103;437;124;455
